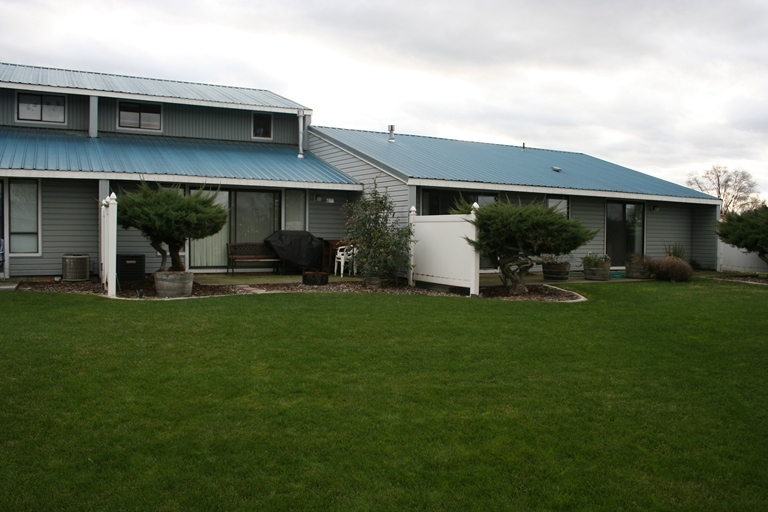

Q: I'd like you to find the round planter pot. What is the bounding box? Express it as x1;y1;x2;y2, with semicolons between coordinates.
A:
583;266;611;281
625;262;651;279
154;271;194;298
542;262;571;282
365;277;382;289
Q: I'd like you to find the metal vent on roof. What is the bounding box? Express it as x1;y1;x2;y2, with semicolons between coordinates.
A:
388;125;395;142
552;166;562;172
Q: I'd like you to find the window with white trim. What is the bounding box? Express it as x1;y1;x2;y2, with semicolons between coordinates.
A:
17;93;66;123
252;113;273;139
547;197;569;217
9;179;40;254
119;102;162;130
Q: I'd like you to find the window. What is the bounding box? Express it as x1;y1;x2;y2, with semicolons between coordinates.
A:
9;179;40;254
232;190;280;242
119;102;161;130
252;113;273;139
422;189;496;215
17;93;65;123
285;190;306;230
606;202;645;266
547;197;569;217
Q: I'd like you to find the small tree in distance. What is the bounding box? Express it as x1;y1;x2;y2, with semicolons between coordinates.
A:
717;205;768;266
687;165;764;216
117;182;228;272
458;199;596;295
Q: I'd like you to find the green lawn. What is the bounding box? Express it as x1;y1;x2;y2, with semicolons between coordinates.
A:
1;279;766;511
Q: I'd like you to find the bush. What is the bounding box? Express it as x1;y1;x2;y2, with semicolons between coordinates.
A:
650;256;694;282
341;186;414;282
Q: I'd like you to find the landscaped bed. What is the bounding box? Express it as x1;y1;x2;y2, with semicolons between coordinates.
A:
17;278;582;301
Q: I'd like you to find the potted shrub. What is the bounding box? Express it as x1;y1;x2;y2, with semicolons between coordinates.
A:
540;253;572;282
581;252;611;281
625;253;652;279
117;182;228;298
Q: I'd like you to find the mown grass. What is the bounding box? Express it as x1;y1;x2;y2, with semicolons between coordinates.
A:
0;279;766;511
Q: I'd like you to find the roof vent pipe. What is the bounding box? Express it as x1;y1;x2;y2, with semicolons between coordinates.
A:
388;125;395;142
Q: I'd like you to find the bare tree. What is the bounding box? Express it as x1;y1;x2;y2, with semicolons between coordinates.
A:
687;165;764;216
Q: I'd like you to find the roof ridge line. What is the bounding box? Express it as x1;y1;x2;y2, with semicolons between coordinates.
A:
310;125;585;156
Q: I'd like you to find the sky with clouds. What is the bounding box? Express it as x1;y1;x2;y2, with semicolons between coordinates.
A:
1;0;766;196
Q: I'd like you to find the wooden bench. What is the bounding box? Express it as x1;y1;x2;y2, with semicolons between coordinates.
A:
226;242;281;274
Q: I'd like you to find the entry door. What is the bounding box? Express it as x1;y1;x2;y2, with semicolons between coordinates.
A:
606;202;645;266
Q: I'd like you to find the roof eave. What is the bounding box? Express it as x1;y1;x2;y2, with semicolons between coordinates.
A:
406;178;722;205
0;82;312;115
0;168;361;190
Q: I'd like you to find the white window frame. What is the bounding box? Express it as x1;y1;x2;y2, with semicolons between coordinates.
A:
252;112;273;140
547;196;570;217
15;92;67;126
117;101;163;132
8;178;42;257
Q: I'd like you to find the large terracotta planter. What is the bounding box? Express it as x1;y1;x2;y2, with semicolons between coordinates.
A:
154;271;194;298
542;262;571;282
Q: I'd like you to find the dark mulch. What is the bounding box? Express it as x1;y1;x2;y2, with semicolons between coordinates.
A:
17;278;582;302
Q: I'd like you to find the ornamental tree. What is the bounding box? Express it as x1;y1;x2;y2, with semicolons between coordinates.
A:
342;186;414;282
464;200;596;295
716;205;768;266
117;182;228;272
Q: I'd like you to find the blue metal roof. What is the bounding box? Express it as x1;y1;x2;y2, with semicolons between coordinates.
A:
0;62;309;113
310;126;717;201
0;127;358;187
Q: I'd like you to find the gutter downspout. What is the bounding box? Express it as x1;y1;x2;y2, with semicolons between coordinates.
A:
297;110;305;158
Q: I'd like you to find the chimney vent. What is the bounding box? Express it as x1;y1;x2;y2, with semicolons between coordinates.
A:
388;125;396;142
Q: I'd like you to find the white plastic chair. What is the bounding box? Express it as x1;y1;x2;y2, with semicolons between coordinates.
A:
334;245;357;276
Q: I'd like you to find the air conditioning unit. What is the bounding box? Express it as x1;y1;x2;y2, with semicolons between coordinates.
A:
117;254;146;281
62;254;90;281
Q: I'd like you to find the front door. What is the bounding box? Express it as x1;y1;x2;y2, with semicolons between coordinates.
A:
606;202;645;266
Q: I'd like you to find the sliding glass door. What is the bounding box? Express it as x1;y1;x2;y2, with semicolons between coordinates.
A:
606;202;645;266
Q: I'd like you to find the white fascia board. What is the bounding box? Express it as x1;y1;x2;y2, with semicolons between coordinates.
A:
0;82;312;115
0;169;361;191
407;178;722;206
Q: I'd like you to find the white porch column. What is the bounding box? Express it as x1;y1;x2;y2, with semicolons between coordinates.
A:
101;193;117;297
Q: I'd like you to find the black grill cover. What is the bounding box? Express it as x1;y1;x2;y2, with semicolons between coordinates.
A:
264;230;323;271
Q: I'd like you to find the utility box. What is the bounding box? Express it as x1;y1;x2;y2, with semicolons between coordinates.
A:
117;254;146;281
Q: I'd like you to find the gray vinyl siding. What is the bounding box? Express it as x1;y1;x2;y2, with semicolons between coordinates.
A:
646;201;692;260
307;191;356;239
570;196;606;267
9;179;99;277
309;133;409;220
97;99;298;144
691;204;718;269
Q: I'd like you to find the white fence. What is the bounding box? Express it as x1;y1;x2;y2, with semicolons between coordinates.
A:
718;240;768;273
408;207;480;296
